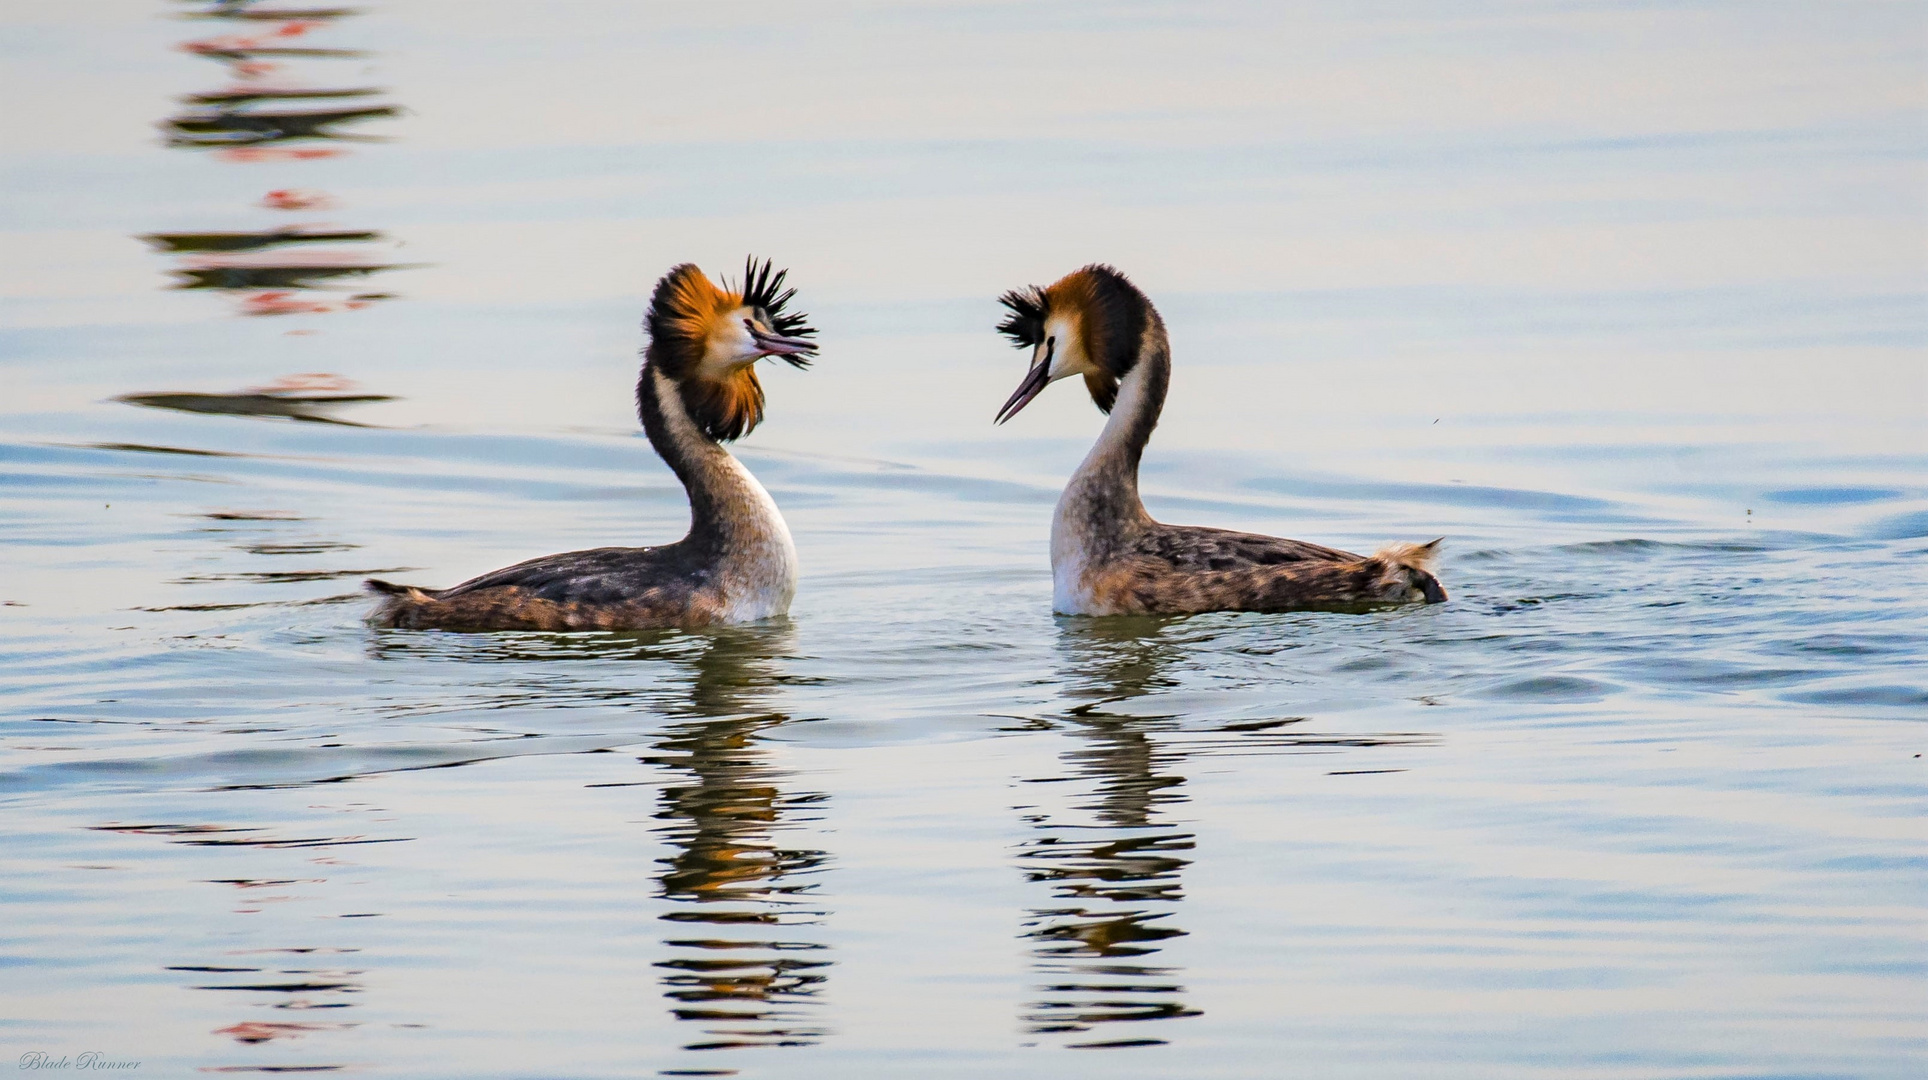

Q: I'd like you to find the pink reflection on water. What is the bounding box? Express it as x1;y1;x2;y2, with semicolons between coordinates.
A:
181;20;330;62
216;146;347;162
239;290;374;317
261;188;336;211
213;1021;352;1045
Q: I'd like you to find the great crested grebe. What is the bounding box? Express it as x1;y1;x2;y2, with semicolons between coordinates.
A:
366;258;817;631
994;264;1447;616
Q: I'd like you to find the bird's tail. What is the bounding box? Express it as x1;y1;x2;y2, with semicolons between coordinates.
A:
365;578;430;599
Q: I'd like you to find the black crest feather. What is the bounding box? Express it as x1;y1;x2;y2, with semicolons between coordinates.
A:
996;286;1047;349
737;256;817;369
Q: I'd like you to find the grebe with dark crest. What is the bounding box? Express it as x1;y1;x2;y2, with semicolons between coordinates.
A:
367;258;817;631
994;264;1447;616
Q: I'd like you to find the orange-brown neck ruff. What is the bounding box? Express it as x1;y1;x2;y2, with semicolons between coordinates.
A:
641;263;765;442
680;365;765;443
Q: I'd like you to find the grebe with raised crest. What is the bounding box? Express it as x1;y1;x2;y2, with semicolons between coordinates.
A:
366;257;816;631
994;263;1446;616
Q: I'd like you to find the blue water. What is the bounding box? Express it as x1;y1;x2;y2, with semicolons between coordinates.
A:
2;2;1924;1077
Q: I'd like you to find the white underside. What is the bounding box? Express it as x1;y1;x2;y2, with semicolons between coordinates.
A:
1049;537;1093;615
716;469;798;623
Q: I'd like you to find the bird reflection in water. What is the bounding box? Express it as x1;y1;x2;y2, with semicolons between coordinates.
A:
1016;618;1202;1047
150;2;407;319
365;623;836;1063
636;625;834;1059
168;5;392;152
117;373;394;425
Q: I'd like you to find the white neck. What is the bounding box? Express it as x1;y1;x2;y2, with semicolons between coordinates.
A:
1070;361;1157;494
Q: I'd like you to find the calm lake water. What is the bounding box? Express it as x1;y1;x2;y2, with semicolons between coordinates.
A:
3;2;1925;1077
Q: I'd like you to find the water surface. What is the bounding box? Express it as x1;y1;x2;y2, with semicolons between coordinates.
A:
2;2;1924;1077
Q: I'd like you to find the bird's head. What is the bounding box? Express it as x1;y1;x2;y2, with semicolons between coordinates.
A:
994;263;1152;423
644;257;817;441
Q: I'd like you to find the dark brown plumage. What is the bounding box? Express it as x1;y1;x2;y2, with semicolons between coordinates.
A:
364;548;725;631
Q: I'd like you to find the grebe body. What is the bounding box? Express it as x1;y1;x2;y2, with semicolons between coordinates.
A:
996;265;1446;616
367;258;815;632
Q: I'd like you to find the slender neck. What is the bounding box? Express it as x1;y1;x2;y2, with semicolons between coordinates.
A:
1059;320;1170;542
637;363;768;551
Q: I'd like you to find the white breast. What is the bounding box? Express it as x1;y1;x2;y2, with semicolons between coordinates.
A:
716;469;798;622
1049;496;1098;616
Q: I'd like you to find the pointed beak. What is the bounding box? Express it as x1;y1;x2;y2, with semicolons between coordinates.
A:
750;326;817;358
994;355;1053;425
